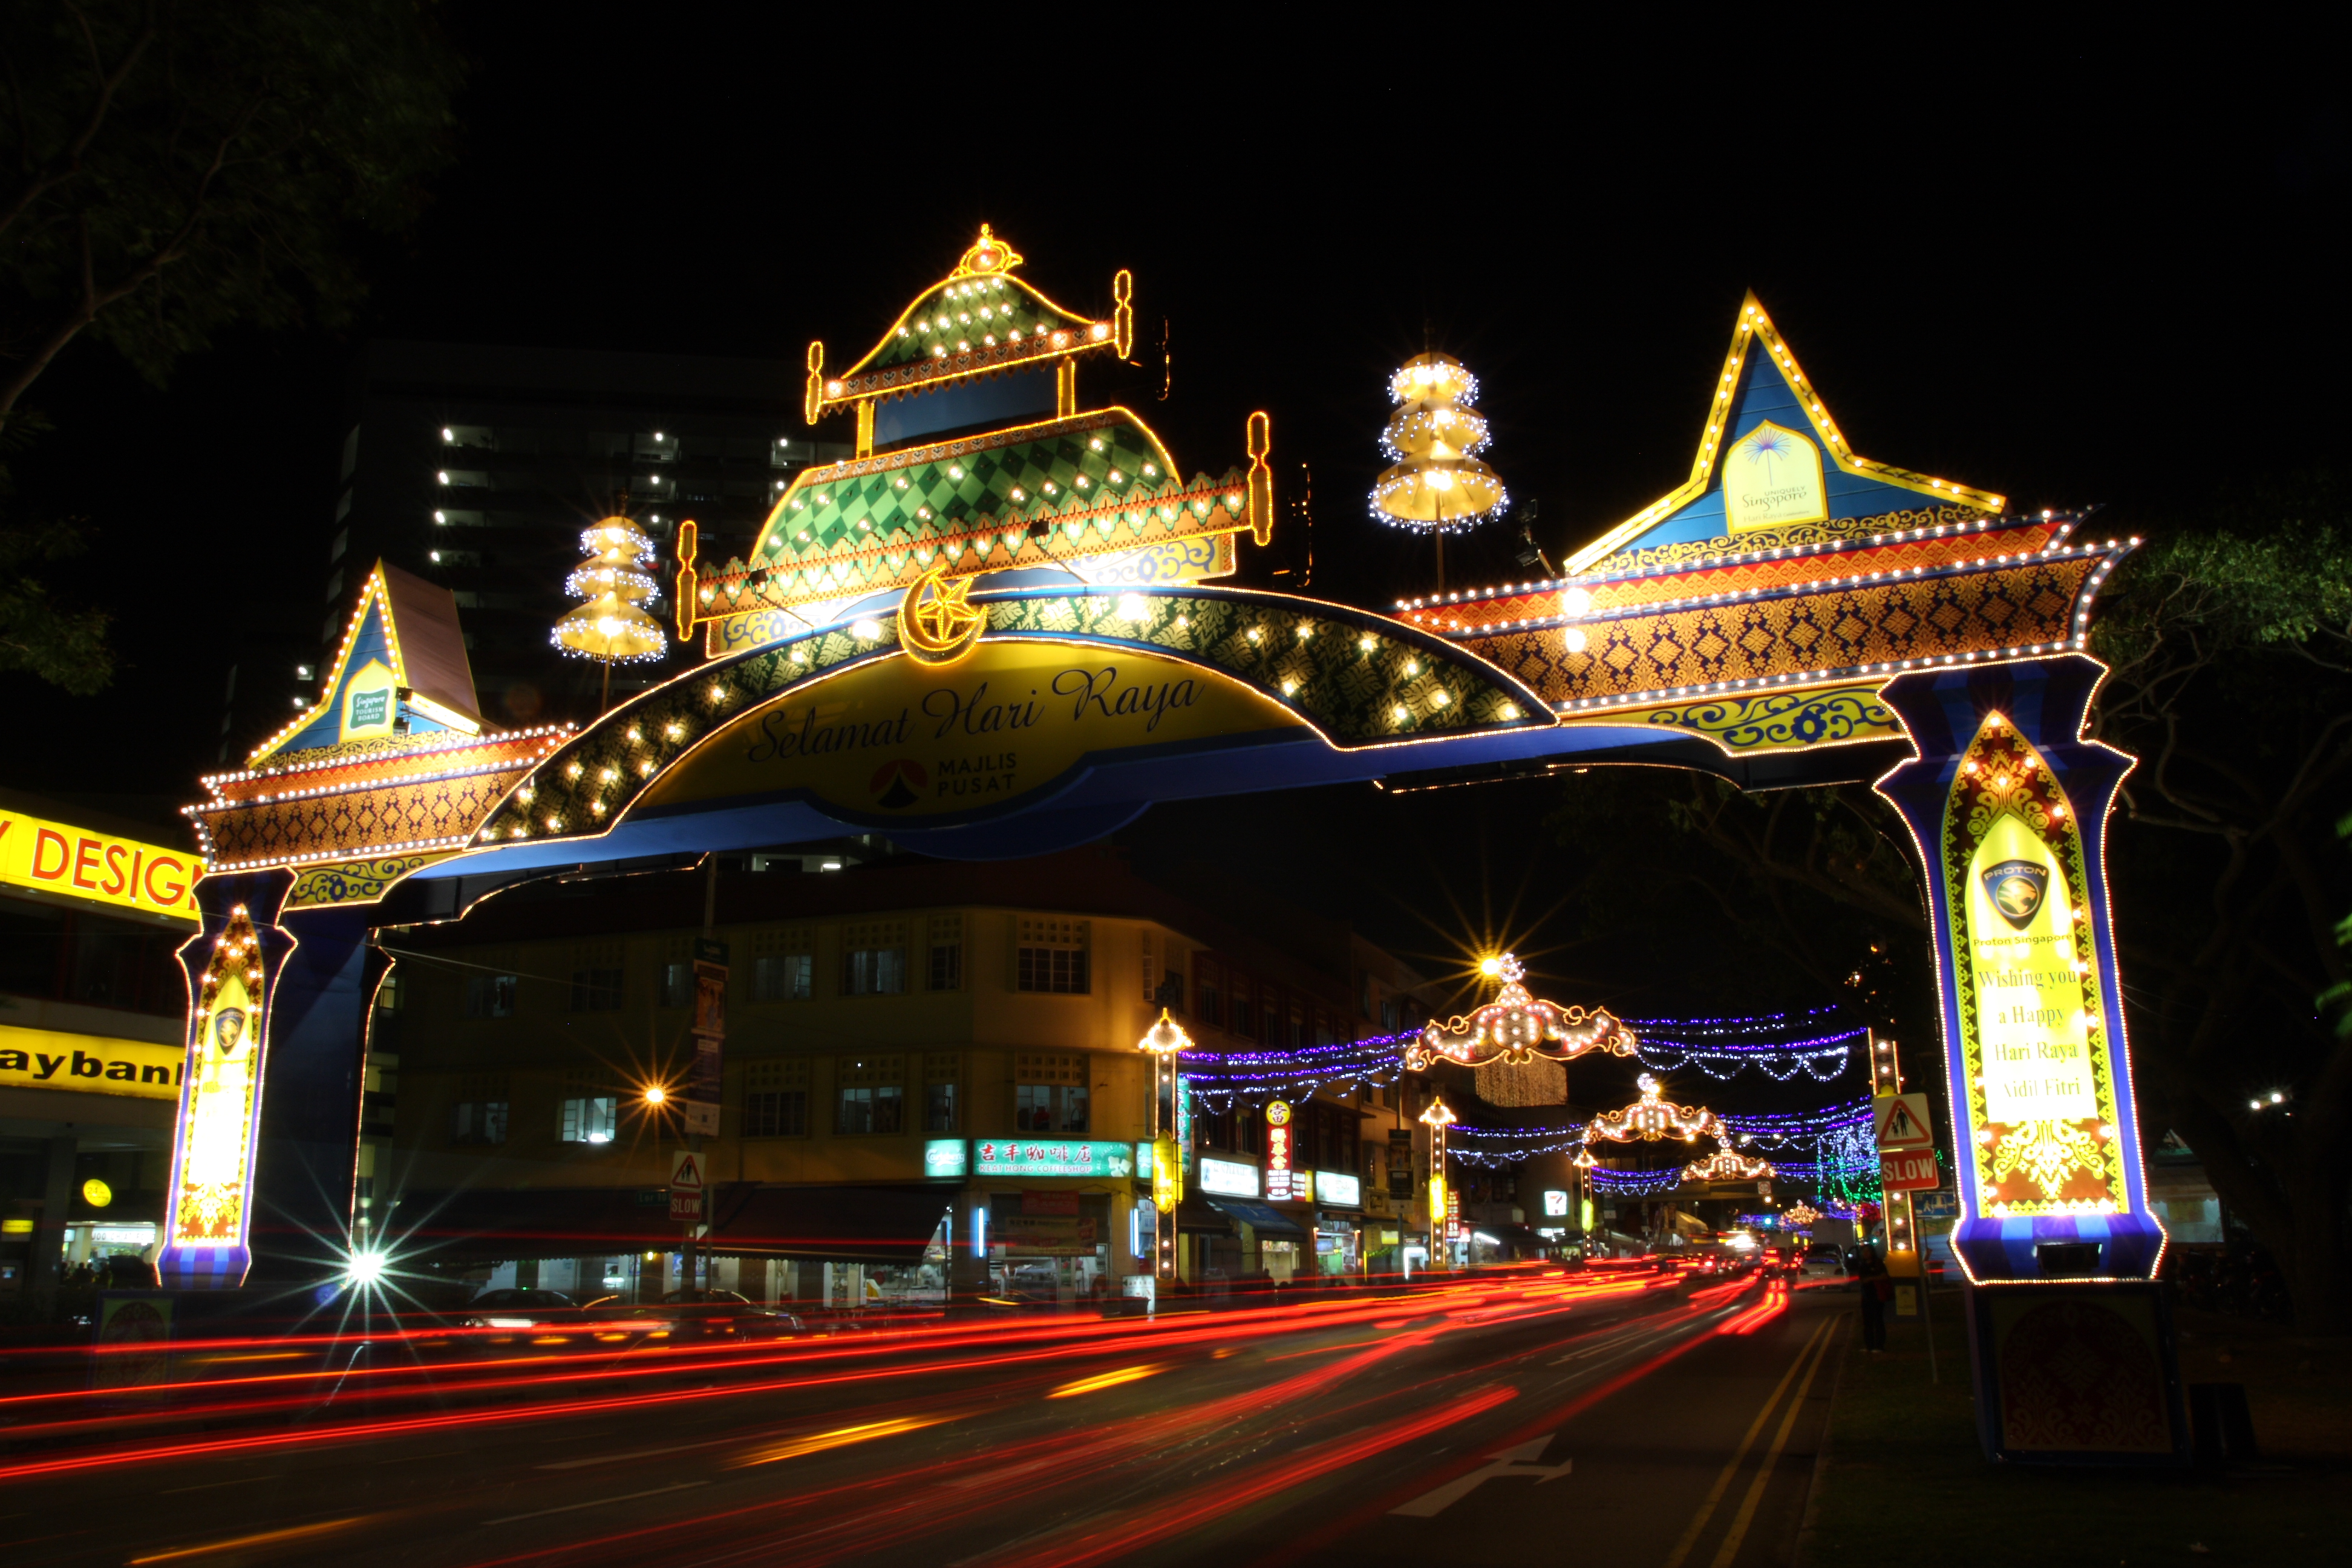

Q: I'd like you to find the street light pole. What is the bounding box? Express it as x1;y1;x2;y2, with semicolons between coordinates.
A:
1420;1096;1455;1273
1137;1009;1192;1292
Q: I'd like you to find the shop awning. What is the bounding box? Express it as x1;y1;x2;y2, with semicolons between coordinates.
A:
710;1185;951;1263
1175;1199;1233;1234
388;1184;951;1264
1207;1198;1306;1236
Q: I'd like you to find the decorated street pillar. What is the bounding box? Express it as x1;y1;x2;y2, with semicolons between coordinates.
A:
157;871;378;1289
1875;655;2163;1278
1877;655;2184;1461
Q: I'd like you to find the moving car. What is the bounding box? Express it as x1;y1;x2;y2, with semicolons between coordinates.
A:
1798;1243;1847;1286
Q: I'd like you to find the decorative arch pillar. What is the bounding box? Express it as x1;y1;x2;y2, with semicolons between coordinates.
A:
1875;653;2164;1281
157;870;381;1290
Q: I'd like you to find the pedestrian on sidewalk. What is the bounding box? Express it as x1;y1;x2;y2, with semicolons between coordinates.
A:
1854;1244;1889;1351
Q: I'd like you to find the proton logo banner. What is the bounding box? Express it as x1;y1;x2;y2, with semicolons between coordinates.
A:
1979;858;2049;932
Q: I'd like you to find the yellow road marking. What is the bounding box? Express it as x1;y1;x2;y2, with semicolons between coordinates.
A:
1659;1314;1832;1568
1708;1321;1838;1568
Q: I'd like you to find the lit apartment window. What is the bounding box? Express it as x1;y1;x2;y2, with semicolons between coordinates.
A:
754;952;812;1001
560;1096;617;1144
450;1100;508;1146
465;974;517;1018
660;962;693;1008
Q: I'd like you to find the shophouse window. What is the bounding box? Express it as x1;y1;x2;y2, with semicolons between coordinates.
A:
1239;1102;1262;1156
1357;971;1372;1019
837;1084;903;1134
835;1055;906;1134
744;1089;808;1137
754;952;812;1001
1232;979;1255;1040
659;961;693;1008
841;920;908;996
449;1100;508;1146
743;1059;810;1137
569;969;622;1011
1014;1085;1054;1132
1196;958;1223;1028
560;1096;617;1143
924;1053;960;1132
465;973;517;1018
927;915;962;991
1013;1051;1088;1132
1014;917;1088;994
1380;998;1400;1031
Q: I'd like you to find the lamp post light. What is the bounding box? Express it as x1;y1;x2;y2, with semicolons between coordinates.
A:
1137;1008;1192;1286
1420;1096;1457;1272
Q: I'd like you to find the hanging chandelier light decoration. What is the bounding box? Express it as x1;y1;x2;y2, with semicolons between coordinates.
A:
1579;1073;1774;1186
1370;351;1506;534
1405;953;1635;1072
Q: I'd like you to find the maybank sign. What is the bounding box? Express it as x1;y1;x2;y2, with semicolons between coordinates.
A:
0;808;200;924
0;1026;185;1102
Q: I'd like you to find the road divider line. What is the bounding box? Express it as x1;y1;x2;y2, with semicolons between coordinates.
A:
482;1480;707;1525
1708;1319;1838;1568
128;1514;370;1563
536;1437;733;1470
1659;1313;1833;1568
155;1472;281;1494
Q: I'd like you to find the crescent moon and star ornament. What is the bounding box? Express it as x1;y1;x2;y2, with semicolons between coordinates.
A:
898;566;987;665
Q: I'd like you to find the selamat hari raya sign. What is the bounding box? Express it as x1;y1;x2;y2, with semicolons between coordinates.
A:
636;642;1299;821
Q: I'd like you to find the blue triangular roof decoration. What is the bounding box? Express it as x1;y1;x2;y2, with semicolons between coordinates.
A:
249;561;483;763
1566;293;2007;573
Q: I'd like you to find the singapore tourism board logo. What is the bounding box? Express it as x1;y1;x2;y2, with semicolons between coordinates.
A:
1979;858;2050;932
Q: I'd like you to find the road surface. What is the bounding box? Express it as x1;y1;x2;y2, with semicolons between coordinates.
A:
0;1269;1846;1567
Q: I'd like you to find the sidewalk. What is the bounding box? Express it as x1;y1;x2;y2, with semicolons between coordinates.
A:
1802;1293;2351;1567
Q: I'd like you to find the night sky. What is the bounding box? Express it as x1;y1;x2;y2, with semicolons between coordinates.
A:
6;21;2344;1029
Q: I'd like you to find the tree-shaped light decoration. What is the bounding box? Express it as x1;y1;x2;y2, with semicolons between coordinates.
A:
1371;351;1506;588
554;515;665;707
1405;953;1636;1073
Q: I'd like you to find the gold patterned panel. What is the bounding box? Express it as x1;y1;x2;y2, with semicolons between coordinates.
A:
196;768;532;872
1400;517;2064;635
1472;555;2097;708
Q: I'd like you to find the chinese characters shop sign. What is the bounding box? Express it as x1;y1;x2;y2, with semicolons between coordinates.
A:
1945;714;2130;1217
973;1140;1137;1178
